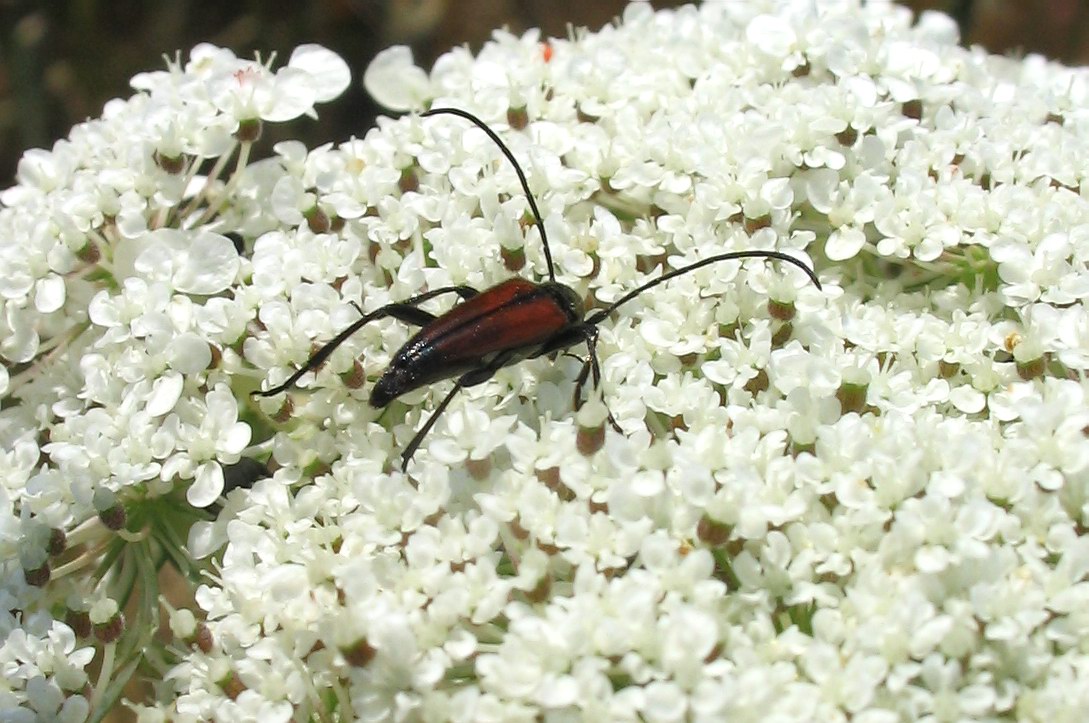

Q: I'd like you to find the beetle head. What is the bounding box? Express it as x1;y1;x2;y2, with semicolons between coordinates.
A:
542;281;584;323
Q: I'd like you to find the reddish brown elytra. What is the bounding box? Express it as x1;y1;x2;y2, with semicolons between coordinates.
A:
254;107;822;470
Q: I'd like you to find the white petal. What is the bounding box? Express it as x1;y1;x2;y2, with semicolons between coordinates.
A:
187;461;225;507
173;231;240;295
147;371;184;416
915;545;950;573
34;274;66;313
804;168;840;213
134;229;180;284
429;438;467;465
187;519;224;560
826;226;866;261
0;264;33;299
1;311;39;362
701;359;738;386
262;68;318;122
169;332;213;374
746;14;796;58
288;45;351;102
915;9;960;43
266;564;310;602
760;177;793;210
220;422;252;456
117;207;148;238
631;471;665;497
639;318;679;348
914;236;943;262
88;290;120;327
949;385;985;414
271;176;306;226
364;45;431;112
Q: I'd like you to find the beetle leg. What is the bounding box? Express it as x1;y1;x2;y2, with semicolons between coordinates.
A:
400;350;521;470
347;283;476;321
572;357;593;406
563;326;622;433
401;378;465;471
373;304;438;327
365;285;476;311
417;285;479;302
529;323;621;431
254;285;479;397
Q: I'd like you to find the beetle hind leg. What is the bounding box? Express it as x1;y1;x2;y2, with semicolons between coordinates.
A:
400;379;465;471
400;350;517;471
571;330;622;433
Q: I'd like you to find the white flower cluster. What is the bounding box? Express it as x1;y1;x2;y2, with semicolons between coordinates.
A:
0;45;349;719
3;0;1089;720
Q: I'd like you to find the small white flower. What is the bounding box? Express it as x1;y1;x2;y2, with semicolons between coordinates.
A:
161;384;252;506
134;229;241;296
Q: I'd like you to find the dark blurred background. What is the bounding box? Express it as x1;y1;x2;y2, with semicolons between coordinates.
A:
1;0;1087;186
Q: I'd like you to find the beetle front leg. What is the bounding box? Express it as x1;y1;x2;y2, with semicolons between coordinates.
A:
570;327;622;433
254;285;479;397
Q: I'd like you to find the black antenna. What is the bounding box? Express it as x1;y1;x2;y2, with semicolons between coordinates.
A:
420;107;555;283
586;250;822;325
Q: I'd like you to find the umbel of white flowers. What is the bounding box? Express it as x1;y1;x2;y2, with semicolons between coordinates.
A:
2;1;1089;721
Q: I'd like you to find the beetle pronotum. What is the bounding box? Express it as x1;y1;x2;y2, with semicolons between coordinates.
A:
255;107;822;470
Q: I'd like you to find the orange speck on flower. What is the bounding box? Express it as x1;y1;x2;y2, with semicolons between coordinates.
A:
542;43;553;63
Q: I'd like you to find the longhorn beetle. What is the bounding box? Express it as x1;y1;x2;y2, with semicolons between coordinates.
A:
254;107;822;470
